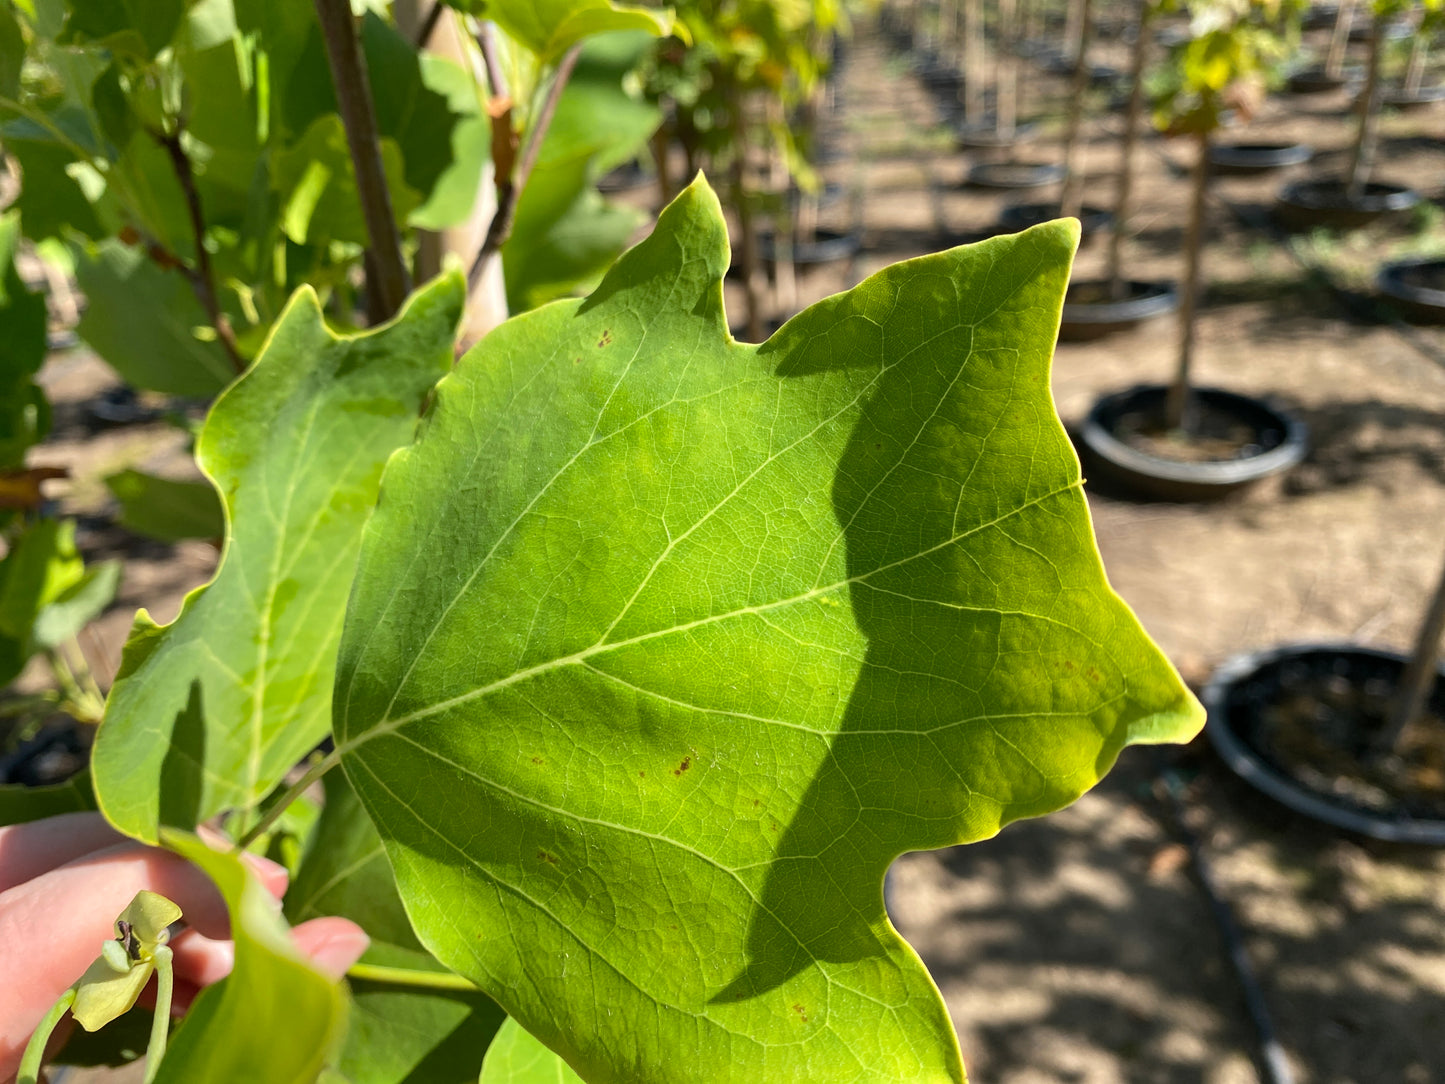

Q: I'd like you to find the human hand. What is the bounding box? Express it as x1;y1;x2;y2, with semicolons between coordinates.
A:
0;812;368;1080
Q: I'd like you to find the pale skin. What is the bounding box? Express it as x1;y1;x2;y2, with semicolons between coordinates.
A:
0;812;369;1081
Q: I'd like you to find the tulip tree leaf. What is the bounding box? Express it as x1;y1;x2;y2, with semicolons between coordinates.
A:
479;1019;584;1083
470;0;672;64
333;178;1203;1083
92;271;464;844
152;830;347;1084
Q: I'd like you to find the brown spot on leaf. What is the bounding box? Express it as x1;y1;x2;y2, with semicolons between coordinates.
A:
531;756;544;765
597;329;613;347
792;1003;808;1022
538;850;559;865
639;770;646;777
753;798;760;806
673;756;691;776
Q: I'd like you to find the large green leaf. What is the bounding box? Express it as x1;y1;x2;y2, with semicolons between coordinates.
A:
74;239;236;398
288;772;506;1083
151;830;348;1083
333;178;1204;1081
464;0;672;64
92;271;464;844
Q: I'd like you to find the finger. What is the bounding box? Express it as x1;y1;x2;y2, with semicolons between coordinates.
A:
0;813;124;893
290;918;370;981
195;827;289;900
168;928;235;990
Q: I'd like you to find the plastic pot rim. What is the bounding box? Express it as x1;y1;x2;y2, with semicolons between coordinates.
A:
1203;641;1445;845
1080;384;1308;487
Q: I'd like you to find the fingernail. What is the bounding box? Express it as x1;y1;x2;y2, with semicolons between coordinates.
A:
309;930;370;981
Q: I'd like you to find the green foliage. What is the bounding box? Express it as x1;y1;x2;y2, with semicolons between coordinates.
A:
449;0;673;64
150;830;348;1083
479;1020;584;1083
0;211;50;469
503;32;660;310
0;770;97;823
73;239;235;397
333;179;1202;1082
2;0;484;388
289;773;507;1083
0;518;119;685
92;271;464;844
1151;0;1298;133
5;4;1211;1081
104;469;225;542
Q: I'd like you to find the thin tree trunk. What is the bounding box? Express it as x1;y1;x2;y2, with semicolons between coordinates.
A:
998;0;1019;138
1404;37;1427;95
1106;0;1151;299
1347;12;1384;201
964;0;985;123
1326;0;1357;79
939;0;960;63
439;10;509;347
1058;0;1093;220
1378;544;1445;755
767;98;797;317
1165;130;1209;433
314;0;410;321
1063;0;1083;65
728;94;764;344
652;125;674;207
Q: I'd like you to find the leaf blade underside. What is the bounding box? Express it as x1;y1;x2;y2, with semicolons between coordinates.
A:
335;179;1203;1083
93;272;463;843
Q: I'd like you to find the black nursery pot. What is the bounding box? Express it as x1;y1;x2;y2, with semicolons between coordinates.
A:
1058;279;1178;341
1077;384;1307;501
998;202;1112;242
755;227;862;267
1208;140;1312;175
1274;178;1420;231
954;119;1039;151
596;160;652;194
1377;259;1445;324
1285;65;1352;94
1382;84;1445;111
966;161;1065;190
1204;644;1445;845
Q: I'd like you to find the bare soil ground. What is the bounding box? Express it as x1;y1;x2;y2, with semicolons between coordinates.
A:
19;14;1445;1083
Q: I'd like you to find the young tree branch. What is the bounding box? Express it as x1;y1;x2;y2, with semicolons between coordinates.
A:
153;129;246;374
414;1;445;48
314;0;411;321
468;42;584;290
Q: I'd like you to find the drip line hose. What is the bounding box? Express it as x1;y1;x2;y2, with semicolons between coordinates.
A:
1155;766;1297;1084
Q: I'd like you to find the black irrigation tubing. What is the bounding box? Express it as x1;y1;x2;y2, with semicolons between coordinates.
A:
1154;766;1298;1084
1136;127;1445;375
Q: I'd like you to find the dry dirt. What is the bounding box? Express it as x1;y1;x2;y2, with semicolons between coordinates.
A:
19;12;1445;1084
